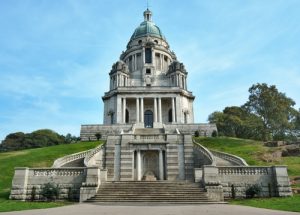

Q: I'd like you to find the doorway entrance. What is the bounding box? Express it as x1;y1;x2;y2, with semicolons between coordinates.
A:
144;110;153;128
142;151;159;180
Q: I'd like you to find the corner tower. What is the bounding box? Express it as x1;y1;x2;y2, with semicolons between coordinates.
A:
102;9;195;128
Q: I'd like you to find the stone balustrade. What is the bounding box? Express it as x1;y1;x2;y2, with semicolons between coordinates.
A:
10;167;107;201
33;168;85;177
211;150;249;166
52;150;92;168
84;144;105;167
218;166;268;175
131;134;167;143
193;139;216;166
202;165;292;198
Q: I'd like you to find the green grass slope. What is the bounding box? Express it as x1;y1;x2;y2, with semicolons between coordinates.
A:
194;137;300;177
0;141;101;212
194;137;300;212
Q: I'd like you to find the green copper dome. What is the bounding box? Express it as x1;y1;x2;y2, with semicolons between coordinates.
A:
130;9;166;41
130;21;166;40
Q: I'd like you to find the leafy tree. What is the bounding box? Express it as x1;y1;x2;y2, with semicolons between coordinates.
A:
0;129;67;151
95;133;102;141
243;83;297;140
208;106;264;140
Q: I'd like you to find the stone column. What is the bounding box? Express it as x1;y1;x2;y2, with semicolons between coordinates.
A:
133;54;136;71
172;97;176;123
137;150;142;181
136;98;140;123
142;48;145;64
141;98;144;123
158;97;162;123
159;150;164;180
114;143;121;181
154;97;157;123
116;96;122;124
178;143;185;180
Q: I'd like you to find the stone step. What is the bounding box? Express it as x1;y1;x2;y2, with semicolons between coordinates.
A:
85;181;213;203
134;128;165;135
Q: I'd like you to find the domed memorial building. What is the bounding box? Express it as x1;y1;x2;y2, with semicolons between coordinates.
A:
10;9;292;203
80;9;216;182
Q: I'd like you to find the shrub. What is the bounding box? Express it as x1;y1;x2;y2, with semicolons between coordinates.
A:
31;186;36;201
194;130;200;137
245;184;262;198
212;130;218;137
95;133;102;141
40;183;60;201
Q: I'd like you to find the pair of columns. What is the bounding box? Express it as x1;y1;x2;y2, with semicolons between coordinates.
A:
135;97;162;123
122;97;177;124
135;98;144;123
137;150;164;181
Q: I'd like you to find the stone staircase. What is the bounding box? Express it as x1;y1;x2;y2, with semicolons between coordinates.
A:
85;181;217;204
134;128;164;135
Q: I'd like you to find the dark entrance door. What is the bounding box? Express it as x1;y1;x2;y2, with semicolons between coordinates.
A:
144;110;153;128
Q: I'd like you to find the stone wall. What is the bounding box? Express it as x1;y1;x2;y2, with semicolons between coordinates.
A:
10;167;107;201
202;165;292;198
80;124;132;141
164;123;217;136
80;123;217;141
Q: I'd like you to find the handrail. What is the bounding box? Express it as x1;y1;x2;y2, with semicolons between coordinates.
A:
211;150;248;166
192;139;216;165
84;143;105;167
52;149;92;168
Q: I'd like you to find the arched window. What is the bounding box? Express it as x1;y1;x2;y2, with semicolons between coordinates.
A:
110;113;114;124
144;110;153;128
184;112;188;124
126;109;129;123
168;109;172;122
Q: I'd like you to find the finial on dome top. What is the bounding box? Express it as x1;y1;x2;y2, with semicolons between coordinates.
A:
144;2;152;22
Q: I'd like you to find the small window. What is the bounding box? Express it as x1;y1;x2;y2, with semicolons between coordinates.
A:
125;109;129;123
146;84;151;87
145;48;152;63
164;56;168;62
154;40;158;44
146;69;151;74
138;40;142;45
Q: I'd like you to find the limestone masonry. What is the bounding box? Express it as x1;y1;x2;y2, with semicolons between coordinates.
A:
10;9;292;203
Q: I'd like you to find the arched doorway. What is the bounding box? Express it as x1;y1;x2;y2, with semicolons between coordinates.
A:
142;151;158;180
144;110;153;128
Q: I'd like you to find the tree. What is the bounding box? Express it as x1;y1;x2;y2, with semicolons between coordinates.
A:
0;129;67;151
95;133;102;141
208;106;264;140
243;83;297;140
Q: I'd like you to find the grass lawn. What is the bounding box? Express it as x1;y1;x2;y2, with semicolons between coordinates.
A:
0;141;101;212
194;137;300;212
231;195;300;212
194;137;300;177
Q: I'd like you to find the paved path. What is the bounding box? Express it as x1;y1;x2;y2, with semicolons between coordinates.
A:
1;203;299;215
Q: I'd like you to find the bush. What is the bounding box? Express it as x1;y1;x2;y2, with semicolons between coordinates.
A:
40;183;60;201
212;130;218;137
194;130;200;137
246;184;262;198
95;133;102;141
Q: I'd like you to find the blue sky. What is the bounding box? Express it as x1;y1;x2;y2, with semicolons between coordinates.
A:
0;0;300;140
